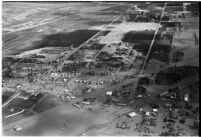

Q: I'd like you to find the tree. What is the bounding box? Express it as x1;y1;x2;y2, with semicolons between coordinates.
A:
179;118;185;124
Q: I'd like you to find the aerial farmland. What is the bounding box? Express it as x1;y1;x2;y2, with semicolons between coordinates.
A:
2;1;199;136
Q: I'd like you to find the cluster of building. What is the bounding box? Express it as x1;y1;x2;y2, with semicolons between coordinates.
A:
74;79;103;87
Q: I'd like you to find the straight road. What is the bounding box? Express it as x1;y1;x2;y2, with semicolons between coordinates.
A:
139;2;167;76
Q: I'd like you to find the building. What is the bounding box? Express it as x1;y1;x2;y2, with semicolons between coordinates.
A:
106;91;113;96
184;93;189;102
128;112;137;118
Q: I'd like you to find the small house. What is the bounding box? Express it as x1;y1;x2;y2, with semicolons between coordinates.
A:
146;112;150;116
82;102;91;105
106;91;113;96
184;94;189;102
137;94;143;98
153;108;158;112
128;112;137;118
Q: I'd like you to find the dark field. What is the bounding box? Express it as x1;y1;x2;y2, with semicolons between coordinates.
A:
149;50;170;63
172;51;184;62
6;92;45;109
166;2;184;6
85;20;114;26
2;91;15;104
33;95;58;113
151;2;166;7
155;66;199;85
67;50;86;61
136;3;150;9
122;31;172;63
99;30;111;36
62;62;87;72
122;31;160;42
161;22;180;28
93;12;121;16
31;30;99;50
7;98;33;109
186;3;199;12
101;5;131;13
165;6;184;12
122;31;157;55
97;52;123;63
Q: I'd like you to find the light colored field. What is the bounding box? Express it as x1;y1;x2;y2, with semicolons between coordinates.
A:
98;22;161;45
